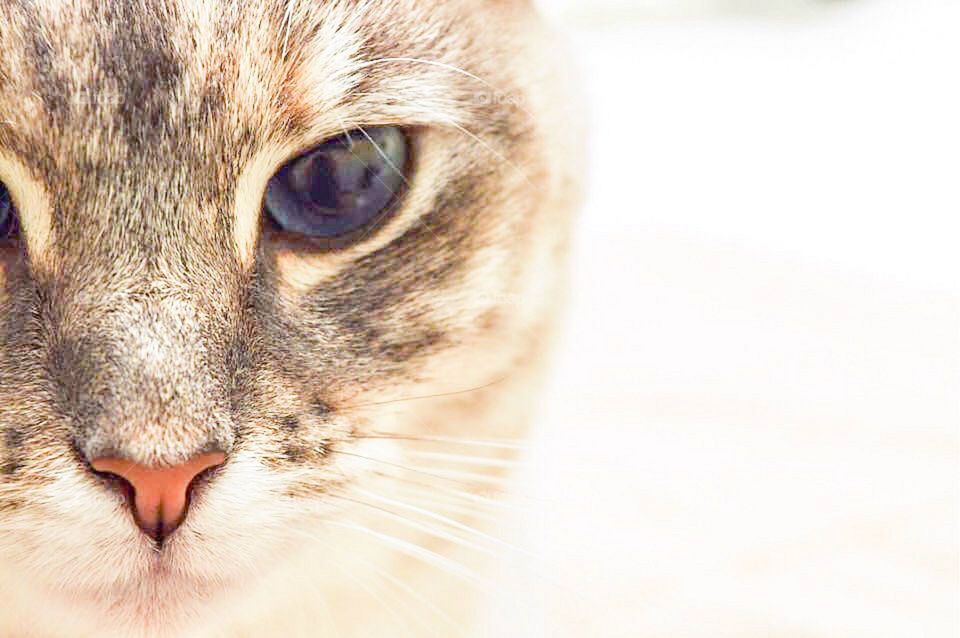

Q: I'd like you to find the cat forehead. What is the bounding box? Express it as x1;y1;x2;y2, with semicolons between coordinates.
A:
0;0;488;173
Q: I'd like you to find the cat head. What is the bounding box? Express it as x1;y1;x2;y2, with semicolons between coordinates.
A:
0;0;581;630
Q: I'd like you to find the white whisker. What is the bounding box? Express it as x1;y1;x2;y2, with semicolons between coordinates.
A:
315;580;344;638
387;490;503;523
356;125;411;188
410;467;516;484
333;559;417;638
385;476;528;510
325;520;493;589
402;450;524;468
329;494;498;558
354;488;534;558
374;475;523;513
345;552;464;637
337;377;509;412
362;432;528;450
288;529;423;638
444;118;534;186
356;57;490;88
329;450;517;491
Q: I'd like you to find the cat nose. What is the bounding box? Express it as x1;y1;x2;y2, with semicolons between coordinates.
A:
91;452;226;542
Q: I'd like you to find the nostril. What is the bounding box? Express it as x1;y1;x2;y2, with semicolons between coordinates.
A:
93;470;138;522
90;452;226;544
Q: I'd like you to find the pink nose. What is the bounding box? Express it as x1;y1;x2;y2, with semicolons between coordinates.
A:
91;453;226;541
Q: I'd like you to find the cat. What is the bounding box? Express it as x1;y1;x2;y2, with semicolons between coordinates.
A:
0;1;582;635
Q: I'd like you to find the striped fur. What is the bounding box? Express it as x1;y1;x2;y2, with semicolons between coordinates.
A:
0;1;582;635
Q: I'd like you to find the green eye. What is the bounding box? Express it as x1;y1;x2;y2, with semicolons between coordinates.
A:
264;127;409;244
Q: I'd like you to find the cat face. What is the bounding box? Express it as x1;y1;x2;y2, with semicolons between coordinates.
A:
0;0;579;631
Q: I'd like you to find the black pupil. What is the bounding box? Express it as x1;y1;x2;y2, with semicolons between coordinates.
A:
288;153;340;210
264;126;408;240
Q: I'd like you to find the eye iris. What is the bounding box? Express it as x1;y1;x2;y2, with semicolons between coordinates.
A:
265;126;408;241
0;183;17;239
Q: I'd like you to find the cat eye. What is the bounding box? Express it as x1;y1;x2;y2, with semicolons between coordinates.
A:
264;126;409;246
0;182;18;239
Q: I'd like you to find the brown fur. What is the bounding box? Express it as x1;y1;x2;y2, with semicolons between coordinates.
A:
0;1;582;635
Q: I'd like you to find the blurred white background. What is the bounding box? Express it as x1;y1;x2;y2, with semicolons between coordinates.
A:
479;1;959;636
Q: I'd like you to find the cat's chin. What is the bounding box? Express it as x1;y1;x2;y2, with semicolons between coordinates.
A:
64;515;320;617
21;527;263;621
41;549;246;636
63;549;236;604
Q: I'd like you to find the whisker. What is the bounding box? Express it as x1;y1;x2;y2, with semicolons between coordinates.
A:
328;118;414;248
314;580;345;638
288;529;426;638
401;450;525;468
386;489;503;523
359;432;528;451
279;8;293;62
353;488;534;558
326;551;416;638
365;472;523;513
356;124;410;188
446;118;534;185
409;467;516;484
325;520;493;589
343;552;464;637
356;57;490;88
329;450;517;492
377;472;530;510
291;525;464;636
336;376;509;412
329;494;499;558
350;59;547;124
